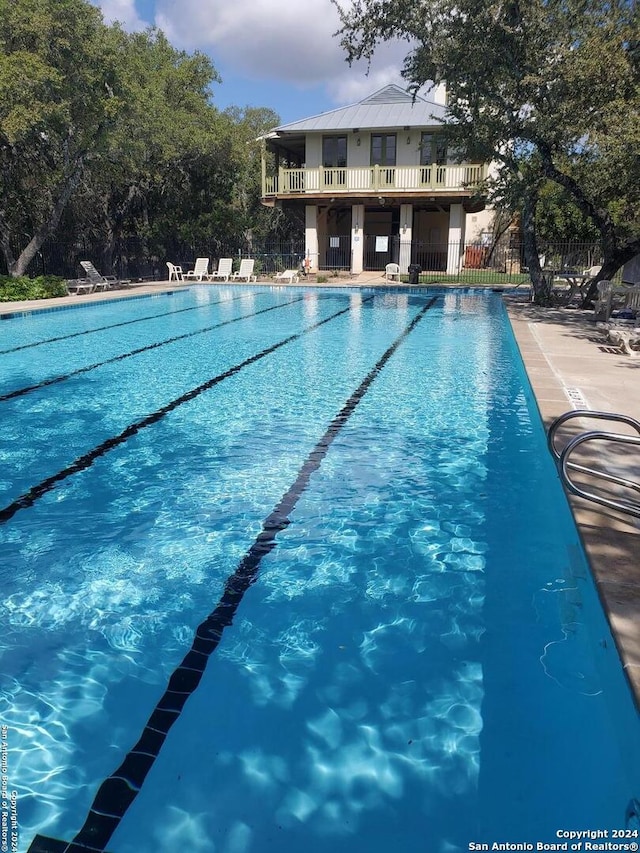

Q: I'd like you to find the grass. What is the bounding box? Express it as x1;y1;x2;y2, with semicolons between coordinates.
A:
411;271;531;285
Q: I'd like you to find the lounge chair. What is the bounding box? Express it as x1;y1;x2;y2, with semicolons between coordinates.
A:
607;328;640;356
385;263;400;282
209;258;233;282
274;269;299;284
231;259;257;282
66;279;95;295
79;261;130;291
166;262;184;282
183;258;210;281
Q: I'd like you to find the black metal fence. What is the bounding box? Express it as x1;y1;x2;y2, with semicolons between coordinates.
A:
0;232;611;284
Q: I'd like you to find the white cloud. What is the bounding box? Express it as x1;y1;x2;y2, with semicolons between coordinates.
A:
155;0;410;105
94;0;421;110
98;0;148;30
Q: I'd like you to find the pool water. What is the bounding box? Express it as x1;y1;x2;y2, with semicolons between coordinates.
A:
0;285;638;853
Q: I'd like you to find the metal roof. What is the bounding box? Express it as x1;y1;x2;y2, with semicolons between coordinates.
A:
271;84;447;134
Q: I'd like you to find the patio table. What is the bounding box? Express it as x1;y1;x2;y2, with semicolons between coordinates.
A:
546;272;592;306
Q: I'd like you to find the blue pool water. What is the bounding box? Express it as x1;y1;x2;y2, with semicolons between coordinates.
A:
0;285;638;853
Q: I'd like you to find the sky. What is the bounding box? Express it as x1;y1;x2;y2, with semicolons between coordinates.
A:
93;0;414;126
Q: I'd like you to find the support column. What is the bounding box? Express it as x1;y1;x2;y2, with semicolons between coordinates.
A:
305;205;319;273
399;203;413;274
351;203;364;275
447;203;466;273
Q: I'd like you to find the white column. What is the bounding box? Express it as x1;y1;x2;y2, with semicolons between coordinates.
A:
399;203;413;274
447;203;466;273
305;205;319;273
351;204;364;274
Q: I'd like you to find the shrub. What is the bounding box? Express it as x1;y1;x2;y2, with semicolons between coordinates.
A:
0;275;68;301
317;274;328;283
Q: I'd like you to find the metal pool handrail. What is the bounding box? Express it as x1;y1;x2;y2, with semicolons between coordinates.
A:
548;410;640;518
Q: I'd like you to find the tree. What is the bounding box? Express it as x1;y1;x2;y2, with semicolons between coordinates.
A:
222;105;303;248
76;26;232;272
334;0;639;303
0;0;125;276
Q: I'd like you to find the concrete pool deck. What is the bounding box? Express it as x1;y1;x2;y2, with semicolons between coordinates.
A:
1;278;639;707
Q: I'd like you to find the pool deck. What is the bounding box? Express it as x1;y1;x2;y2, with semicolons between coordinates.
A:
2;278;639;707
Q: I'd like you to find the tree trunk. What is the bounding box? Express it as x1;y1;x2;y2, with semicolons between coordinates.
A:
0;214;17;276
521;186;552;305
5;161;85;277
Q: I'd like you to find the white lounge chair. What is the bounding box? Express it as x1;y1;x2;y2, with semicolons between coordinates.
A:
607;328;640;356
67;279;95;295
274;269;299;284
231;259;257;282
385;263;400;282
209;258;233;282
166;262;184;281
184;258;210;281
80;261;130;291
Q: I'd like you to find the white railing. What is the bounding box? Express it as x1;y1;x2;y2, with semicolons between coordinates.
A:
264;163;486;196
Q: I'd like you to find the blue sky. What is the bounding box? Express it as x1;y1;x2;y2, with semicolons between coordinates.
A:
94;0;411;125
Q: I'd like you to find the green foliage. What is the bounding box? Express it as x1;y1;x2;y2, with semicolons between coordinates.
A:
535;182;599;245
0;0;289;277
0;275;67;300
0;0;125;274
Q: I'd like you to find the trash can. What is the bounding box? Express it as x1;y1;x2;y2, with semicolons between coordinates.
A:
408;263;422;285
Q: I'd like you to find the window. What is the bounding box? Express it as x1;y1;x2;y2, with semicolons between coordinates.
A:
371;134;396;166
322;135;347;168
420;133;447;165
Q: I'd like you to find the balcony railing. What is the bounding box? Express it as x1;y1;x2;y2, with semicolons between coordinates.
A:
264;163;486;196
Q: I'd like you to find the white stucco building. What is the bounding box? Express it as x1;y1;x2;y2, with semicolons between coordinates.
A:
260;84;493;275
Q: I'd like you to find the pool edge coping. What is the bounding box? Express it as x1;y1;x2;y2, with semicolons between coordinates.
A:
505;299;640;713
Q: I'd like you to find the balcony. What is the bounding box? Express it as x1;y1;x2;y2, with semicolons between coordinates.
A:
263;163;487;198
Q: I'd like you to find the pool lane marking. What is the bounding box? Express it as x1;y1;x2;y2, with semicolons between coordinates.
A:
0;296;305;403
28;295;437;853
0;292;254;356
0;297;375;525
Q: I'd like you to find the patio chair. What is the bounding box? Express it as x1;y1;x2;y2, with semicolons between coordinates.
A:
583;265;602;278
209;258;233;282
385;263;400;282
183;258;210;281
231;259;257;282
624;286;640;315
274;269;300;284
80;261;130;291
166;262;184;282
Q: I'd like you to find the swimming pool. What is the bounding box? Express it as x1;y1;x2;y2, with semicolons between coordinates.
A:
1;285;638;853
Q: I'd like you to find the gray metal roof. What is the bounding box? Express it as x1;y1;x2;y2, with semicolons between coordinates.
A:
271;84;447;134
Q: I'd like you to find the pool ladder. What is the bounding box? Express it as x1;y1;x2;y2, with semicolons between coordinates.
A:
548;410;640;519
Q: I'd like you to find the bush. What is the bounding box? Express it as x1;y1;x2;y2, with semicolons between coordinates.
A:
0;275;68;301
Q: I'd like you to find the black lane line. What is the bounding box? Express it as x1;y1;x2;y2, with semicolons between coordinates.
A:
0;298;375;525
0;296;305;403
27;296;437;853
0;292;248;356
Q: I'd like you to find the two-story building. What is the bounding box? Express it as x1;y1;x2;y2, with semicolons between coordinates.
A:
260;84;491;275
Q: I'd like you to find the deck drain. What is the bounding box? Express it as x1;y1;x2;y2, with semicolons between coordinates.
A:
564;387;589;408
